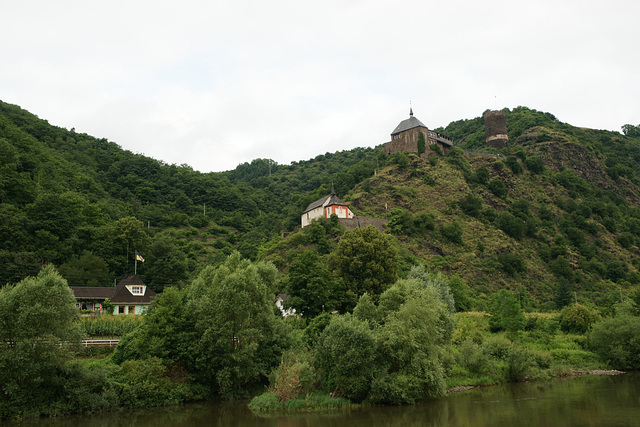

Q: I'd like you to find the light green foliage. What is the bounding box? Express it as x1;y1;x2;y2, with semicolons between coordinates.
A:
588;315;640;370
81;314;143;337
329;226;398;304
488;290;526;332
0;266;84;418
269;350;315;401
317;277;456;404
558;304;601;333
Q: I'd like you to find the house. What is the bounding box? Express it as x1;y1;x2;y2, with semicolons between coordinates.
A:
70;274;156;315
275;293;296;317
301;185;355;228
383;108;453;157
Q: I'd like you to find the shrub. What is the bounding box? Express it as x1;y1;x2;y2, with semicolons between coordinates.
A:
269;351;315;401
505;347;537;381
525;156;545;174
488;178;508;198
440;222;463;244
496;212;525;240
588;315;640;370
558;304;601;334
497;253;526;276
456;340;492;374
482;336;514;360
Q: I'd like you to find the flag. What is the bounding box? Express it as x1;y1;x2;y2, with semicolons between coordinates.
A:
135;250;145;262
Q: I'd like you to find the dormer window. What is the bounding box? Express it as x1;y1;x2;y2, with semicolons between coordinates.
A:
131;286;144;295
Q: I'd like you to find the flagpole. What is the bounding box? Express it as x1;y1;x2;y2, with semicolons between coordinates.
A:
135;257;137;275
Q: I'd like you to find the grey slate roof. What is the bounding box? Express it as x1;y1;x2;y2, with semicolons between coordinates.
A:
391;116;427;135
70;286;116;299
111;275;156;304
70;275;156;304
303;186;350;214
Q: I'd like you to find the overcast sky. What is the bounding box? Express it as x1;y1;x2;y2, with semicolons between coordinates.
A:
2;1;639;172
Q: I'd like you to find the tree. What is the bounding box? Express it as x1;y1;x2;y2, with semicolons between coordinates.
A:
142;236;189;292
488;289;526;333
621;124;640;138
417;132;426;155
0;266;84;417
187;252;285;396
58;251;112;286
285;250;343;318
329;226;398;305
589;315;640;370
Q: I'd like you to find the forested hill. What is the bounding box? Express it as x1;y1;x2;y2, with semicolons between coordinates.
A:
0;100;379;288
2;99;640;310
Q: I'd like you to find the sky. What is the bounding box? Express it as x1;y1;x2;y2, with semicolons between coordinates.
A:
1;0;639;173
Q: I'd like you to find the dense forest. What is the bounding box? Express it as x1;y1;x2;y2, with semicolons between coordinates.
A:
2;100;640;308
3;100;640;418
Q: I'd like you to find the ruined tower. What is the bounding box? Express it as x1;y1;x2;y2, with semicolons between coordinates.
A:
484;110;509;149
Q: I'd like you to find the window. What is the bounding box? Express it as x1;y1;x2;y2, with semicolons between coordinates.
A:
131;286;143;295
118;305;125;314
128;305;136;314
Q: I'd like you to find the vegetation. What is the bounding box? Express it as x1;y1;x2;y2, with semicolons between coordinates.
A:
2;101;640;418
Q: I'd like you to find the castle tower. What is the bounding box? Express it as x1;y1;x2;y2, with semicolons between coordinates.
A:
484;110;509;149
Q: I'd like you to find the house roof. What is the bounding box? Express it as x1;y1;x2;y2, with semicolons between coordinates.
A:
391;115;428;136
70;275;156;304
70;286;116;300
303;185;350;214
110;275;156;304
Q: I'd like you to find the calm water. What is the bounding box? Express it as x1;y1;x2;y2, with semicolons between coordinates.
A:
5;373;640;427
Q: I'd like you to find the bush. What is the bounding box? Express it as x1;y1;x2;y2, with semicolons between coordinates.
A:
440;222;463;244
496;212;525;240
269;351;315;401
482;336;514;360
456;340;492;374
558;304;601;334
497;253;526;276
488;178;508;198
81;314;144;337
314;314;377;401
588;315;640;370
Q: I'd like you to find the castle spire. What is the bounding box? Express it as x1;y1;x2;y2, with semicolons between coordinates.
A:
410;101;413;117
330;183;336;195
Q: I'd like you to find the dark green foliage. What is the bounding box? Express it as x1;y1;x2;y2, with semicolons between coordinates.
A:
329;226;398;303
474;166;490;185
285;250;342;317
58;251;112;286
504;156;523;174
314;314;377;401
417;132;426;155
0;266;84;418
459;194;483;217
440;221;463;244
524;156;545;174
621;124;640;138
588;315;640;370
496;212;525;240
554;281;572;309
488;178;508;198
497;253;526;276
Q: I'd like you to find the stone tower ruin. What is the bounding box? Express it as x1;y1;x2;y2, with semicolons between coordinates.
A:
484;110;509;149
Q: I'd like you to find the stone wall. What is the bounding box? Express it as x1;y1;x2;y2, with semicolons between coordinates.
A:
484;110;509;149
339;216;388;232
383;128;451;157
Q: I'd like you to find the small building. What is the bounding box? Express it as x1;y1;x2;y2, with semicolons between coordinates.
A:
301;185;355;228
70;274;156;315
383;108;453;157
275;293;296;317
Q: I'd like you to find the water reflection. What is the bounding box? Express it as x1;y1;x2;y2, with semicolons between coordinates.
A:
4;373;639;427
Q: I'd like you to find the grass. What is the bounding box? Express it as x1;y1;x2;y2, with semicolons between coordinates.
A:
248;392;358;412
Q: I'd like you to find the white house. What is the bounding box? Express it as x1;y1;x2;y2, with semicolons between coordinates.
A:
301;185;355;228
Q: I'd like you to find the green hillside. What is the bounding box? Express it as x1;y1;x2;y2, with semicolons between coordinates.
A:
2;100;640;310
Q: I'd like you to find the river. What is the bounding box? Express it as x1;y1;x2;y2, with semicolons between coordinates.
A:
4;373;639;427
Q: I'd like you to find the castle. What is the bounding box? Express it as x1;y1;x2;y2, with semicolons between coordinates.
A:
383;109;453;157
